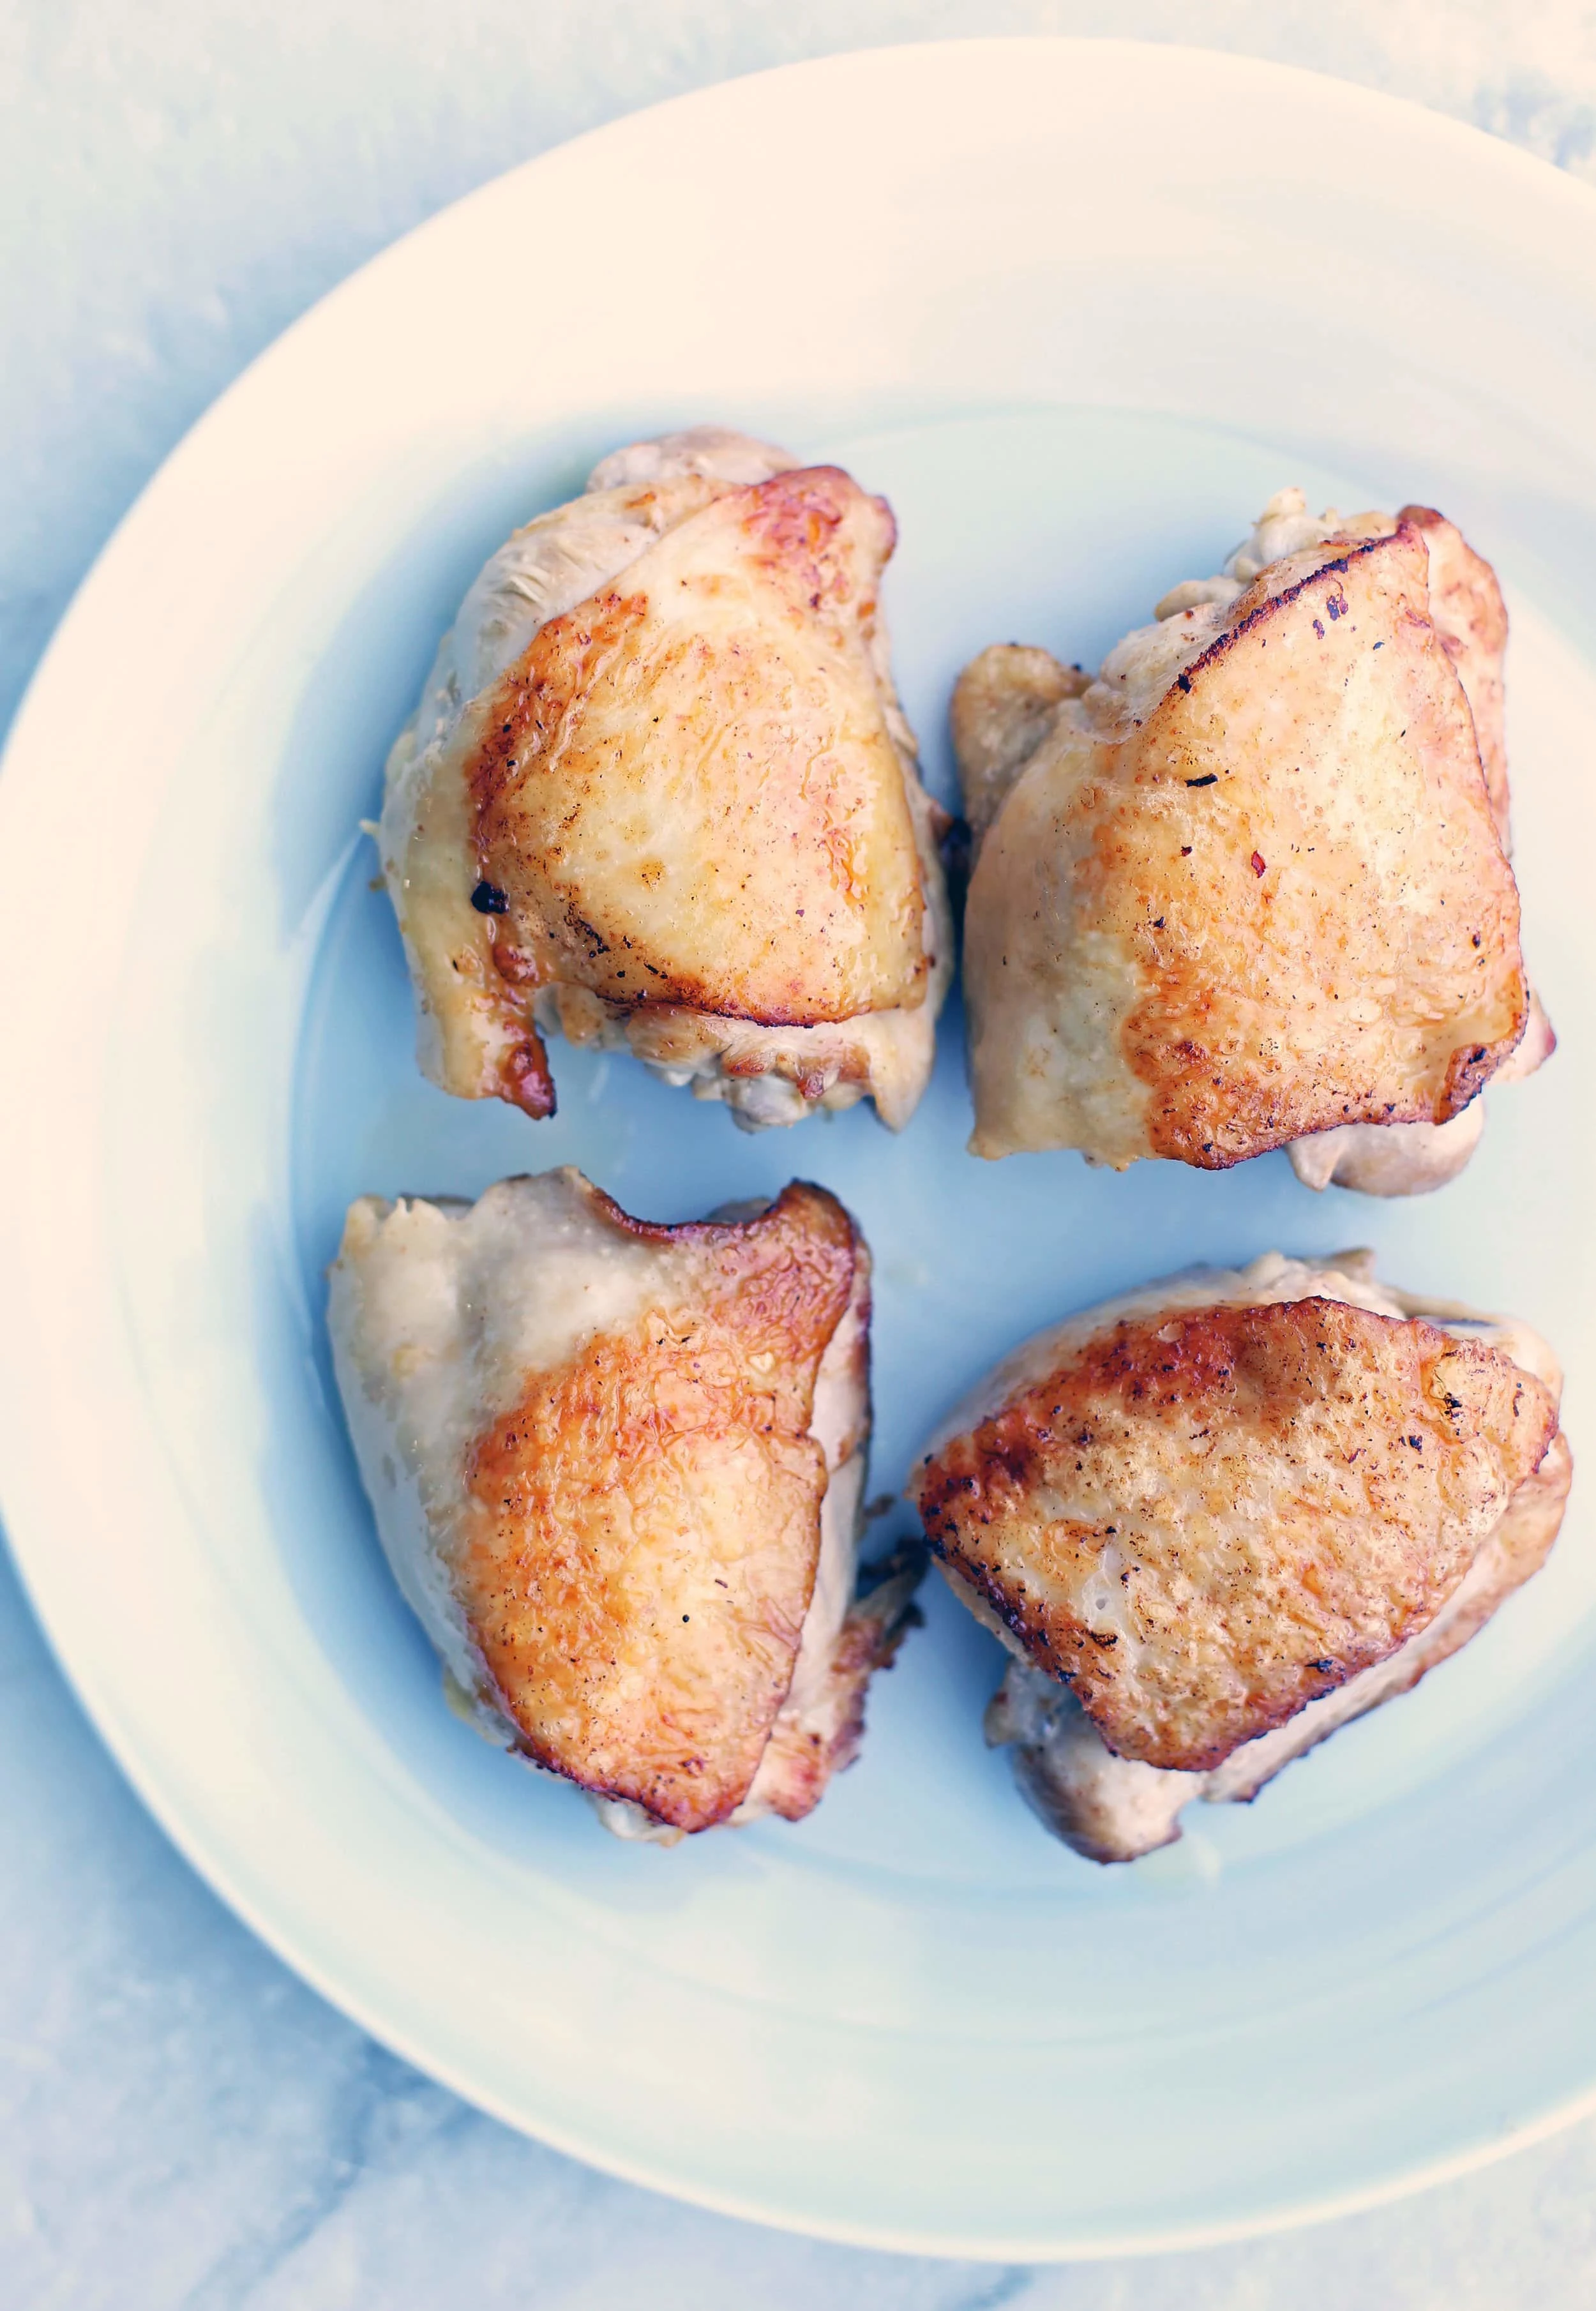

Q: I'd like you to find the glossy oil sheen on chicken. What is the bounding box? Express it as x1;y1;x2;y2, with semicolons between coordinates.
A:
329;1170;921;1838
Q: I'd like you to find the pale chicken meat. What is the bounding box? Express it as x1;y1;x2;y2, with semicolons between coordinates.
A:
381;428;952;1132
329;1170;921;1840
951;491;1551;1191
915;1251;1569;1862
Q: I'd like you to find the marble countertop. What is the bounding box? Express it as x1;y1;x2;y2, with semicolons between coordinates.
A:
6;5;1596;2303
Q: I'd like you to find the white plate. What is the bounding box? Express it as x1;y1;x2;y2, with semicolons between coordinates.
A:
4;40;1596;2261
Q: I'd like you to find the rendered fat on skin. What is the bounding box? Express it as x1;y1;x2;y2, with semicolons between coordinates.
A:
951;490;1551;1192
914;1251;1570;1862
328;1170;922;1841
381;428;952;1133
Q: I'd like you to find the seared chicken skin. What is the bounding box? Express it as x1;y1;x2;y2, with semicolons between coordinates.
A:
952;492;1551;1191
915;1251;1569;1862
382;428;951;1132
329;1171;921;1841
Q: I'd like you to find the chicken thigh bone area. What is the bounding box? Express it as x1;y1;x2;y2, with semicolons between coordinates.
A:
952;490;1549;1191
380;427;951;1133
327;1170;921;1841
915;1249;1569;1862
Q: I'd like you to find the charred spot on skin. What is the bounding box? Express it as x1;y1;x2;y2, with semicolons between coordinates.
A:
568;910;611;958
471;880;509;915
1185;774;1218;788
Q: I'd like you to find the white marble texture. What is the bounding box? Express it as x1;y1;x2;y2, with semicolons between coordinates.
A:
6;4;1596;2303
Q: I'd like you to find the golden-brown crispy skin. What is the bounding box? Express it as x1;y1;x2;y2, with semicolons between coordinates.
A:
380;435;950;1132
960;522;1528;1166
470;468;927;1062
979;1424;1572;1863
458;1182;859;1831
1121;528;1524;1161
1211;1421;1574;1794
1402;504;1510;838
917;1296;1558;1772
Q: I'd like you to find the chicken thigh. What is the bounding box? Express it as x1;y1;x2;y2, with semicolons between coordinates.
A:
329;1170;921;1840
382;428;951;1132
952;492;1551;1190
915;1249;1569;1862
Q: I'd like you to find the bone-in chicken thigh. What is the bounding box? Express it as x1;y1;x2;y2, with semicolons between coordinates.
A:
329;1170;921;1840
382;428;951;1132
915;1251;1569;1862
952;491;1551;1191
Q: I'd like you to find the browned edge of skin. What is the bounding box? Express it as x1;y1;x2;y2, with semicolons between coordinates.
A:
1167;524;1404;696
467;1177;864;1832
1158;1058;1514;1176
567;1171;847;1257
914;1297;1559;1773
464;585;649;1111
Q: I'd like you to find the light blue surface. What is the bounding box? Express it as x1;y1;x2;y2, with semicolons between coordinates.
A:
8;7;1596;2304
